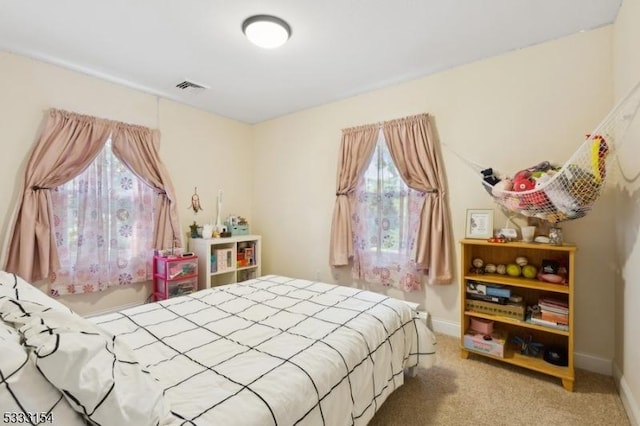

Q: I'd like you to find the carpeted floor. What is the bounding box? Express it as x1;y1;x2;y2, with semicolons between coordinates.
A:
369;333;630;426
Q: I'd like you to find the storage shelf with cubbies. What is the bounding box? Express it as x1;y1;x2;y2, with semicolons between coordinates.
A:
189;235;261;289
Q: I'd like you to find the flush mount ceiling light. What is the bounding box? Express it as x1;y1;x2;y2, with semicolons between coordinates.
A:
242;15;291;49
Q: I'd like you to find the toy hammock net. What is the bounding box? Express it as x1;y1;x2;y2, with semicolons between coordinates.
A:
479;81;640;224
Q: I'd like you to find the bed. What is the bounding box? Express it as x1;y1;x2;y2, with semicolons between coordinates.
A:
1;272;436;425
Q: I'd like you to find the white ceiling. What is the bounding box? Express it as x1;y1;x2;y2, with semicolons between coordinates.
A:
0;0;622;124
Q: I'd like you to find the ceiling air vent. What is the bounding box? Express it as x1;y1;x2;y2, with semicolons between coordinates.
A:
175;80;209;94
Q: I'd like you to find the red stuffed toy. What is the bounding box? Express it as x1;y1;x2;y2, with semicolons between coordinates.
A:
512;170;535;191
512;169;550;211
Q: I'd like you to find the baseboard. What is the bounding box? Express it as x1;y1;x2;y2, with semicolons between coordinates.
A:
614;363;640;426
431;317;613;376
431;317;461;338
574;351;612;375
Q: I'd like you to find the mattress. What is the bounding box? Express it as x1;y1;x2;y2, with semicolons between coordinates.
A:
91;275;436;425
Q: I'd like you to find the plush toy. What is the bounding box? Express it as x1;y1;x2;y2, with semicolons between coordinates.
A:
511;168;551;213
527;173;552;210
512;170;535;192
481;168;501;186
527;161;555;175
588;135;609;183
554;164;600;214
520;179;551;214
538;172;581;219
568;176;599;206
481;168;501;195
491;178;513;197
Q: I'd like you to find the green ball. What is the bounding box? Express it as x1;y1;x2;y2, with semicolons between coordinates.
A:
522;265;537;279
506;264;521;277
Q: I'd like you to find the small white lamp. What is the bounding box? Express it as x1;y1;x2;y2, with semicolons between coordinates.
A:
242;15;291;49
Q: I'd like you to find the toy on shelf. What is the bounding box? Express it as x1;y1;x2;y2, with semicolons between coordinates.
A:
511;334;544;357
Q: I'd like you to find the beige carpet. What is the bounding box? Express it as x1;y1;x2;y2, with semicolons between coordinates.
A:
369;333;630;426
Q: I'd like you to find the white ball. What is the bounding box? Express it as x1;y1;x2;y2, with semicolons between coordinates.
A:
515;256;529;266
484;263;497;273
496;264;507;274
472;258;484;268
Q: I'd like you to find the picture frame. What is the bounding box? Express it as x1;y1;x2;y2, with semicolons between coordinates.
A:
465;209;494;239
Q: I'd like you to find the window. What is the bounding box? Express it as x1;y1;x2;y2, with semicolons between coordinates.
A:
50;139;156;295
351;130;424;291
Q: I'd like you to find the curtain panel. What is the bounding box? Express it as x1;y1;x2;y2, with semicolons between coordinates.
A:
4;109;182;283
329;124;378;266
111;124;182;251
382;113;453;284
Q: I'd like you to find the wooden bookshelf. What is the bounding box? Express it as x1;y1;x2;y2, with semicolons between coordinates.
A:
460;239;576;391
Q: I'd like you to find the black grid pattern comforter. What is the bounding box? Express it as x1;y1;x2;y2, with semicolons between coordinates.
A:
91;275;436;425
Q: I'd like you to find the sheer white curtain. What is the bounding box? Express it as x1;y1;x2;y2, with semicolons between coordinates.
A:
49;139;156;295
351;130;425;291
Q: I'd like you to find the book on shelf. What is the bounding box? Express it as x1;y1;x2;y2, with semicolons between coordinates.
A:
538;296;568;308
466;281;511;298
527;312;569;331
540;310;569;324
538;304;569;315
538;304;568;316
538;296;569;316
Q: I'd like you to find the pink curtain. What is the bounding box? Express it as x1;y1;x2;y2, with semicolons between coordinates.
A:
382;114;453;284
329;124;379;266
112;124;182;250
5;110;111;282
4;109;182;283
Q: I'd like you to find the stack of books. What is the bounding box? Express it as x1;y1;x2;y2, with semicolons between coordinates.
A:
465;280;525;320
466;280;511;304
529;296;569;330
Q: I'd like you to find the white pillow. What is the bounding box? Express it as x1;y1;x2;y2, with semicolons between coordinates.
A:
0;319;86;425
0;317;19;343
0;271;74;313
1;298;173;426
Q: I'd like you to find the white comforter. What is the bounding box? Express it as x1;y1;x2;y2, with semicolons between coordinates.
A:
91;275;436;425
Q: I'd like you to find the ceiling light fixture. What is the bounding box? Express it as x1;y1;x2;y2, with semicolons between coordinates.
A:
242;15;291;49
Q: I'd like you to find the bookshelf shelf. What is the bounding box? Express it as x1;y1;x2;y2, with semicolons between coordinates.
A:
461;346;573;383
463;273;570;294
464;310;570;336
460;239;576;391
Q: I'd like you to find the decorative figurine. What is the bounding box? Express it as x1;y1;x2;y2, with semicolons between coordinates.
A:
189;221;199;238
189;187;203;213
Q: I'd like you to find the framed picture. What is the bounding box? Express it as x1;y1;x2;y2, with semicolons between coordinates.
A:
465;209;494;239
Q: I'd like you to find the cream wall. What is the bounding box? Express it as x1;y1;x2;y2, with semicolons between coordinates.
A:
253;27;616;364
0;52;253;315
0;24;621;374
613;0;640;423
